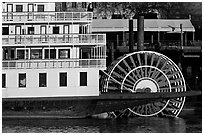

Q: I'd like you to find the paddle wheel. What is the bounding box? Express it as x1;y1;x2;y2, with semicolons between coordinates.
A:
101;51;186;117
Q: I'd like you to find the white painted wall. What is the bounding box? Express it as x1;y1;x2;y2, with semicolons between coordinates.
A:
2;68;100;98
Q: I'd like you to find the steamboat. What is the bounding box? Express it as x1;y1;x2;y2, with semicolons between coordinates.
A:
2;2;201;118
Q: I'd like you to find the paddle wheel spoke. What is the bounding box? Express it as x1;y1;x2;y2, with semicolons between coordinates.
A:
101;51;186;118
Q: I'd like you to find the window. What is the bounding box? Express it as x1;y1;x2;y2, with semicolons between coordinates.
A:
3;27;9;35
37;5;44;12
16;5;23;12
59;72;67;87
58;49;70;59
39;73;47;87
80;72;87;86
2;74;6;88
82;2;87;8
19;73;26;88
45;49;56;59
53;26;59;34
72;2;77;8
62;2;67;11
31;49;42;59
28;27;34;35
17;49;29;59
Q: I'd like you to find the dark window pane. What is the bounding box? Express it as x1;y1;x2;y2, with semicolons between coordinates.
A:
80;72;87;86
45;49;56;59
58;49;70;59
31;49;42;59
16;5;23;12
62;2;67;11
39;73;46;87
3;27;9;35
37;5;44;12
53;27;59;34
2;74;6;88
60;72;67;87
28;27;34;34
17;50;29;59
72;2;76;8
82;2;87;8
19;73;26;87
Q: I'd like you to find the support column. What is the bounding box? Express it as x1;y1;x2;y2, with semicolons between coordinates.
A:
180;24;183;47
111;42;114;63
137;16;144;51
151;34;154;44
129;19;134;52
117;34;119;46
185;32;187;46
123;31;125;46
158;31;160;43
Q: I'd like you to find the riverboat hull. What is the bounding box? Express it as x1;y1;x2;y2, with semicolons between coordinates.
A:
2;91;201;118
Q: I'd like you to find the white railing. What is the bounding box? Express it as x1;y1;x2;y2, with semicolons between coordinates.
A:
2;12;93;22
2;34;106;46
2;59;106;69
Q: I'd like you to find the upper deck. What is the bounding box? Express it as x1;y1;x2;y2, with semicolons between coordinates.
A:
2;11;93;24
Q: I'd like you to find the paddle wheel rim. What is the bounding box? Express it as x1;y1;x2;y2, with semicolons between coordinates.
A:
101;51;186;117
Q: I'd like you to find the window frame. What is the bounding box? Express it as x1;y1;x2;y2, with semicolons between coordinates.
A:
2;27;9;35
80;72;87;86
59;72;67;87
37;5;44;12
16;5;23;12
19;73;26;88
53;26;60;34
39;73;47;87
2;74;6;88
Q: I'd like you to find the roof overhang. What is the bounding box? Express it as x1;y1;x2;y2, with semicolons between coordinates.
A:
91;19;195;32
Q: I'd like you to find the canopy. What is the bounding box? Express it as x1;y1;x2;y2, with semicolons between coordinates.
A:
91;19;195;32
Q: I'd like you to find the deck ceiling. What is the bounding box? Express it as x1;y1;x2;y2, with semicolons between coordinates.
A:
91;19;195;32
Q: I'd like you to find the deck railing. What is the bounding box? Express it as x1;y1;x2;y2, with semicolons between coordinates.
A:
2;12;93;22
2;34;106;46
2;59;106;69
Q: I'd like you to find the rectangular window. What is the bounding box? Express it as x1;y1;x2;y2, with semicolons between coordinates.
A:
82;2;87;8
16;5;23;12
3;27;9;35
39;73;47;87
72;2;77;8
31;49;42;59
58;49;70;59
59;72;67;87
80;72;87;86
37;5;44;12
2;74;6;88
19;73;26;88
53;26;59;34
17;49;29;59
62;2;67;11
44;49;56;59
28;27;34;35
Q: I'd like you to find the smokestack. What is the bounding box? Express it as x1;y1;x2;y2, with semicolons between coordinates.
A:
137;16;144;51
129;19;134;52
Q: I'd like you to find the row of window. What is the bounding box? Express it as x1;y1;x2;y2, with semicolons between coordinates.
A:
6;4;45;12
3;48;70;60
2;72;87;88
3;25;88;35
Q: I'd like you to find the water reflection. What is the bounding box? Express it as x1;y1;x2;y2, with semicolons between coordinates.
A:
2;114;201;133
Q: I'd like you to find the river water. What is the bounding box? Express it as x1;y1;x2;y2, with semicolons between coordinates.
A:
2;108;202;133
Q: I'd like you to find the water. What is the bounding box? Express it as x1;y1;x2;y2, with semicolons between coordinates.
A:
2;109;202;133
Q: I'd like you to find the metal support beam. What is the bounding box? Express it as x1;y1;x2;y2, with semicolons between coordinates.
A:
129;19;134;52
137;16;144;51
